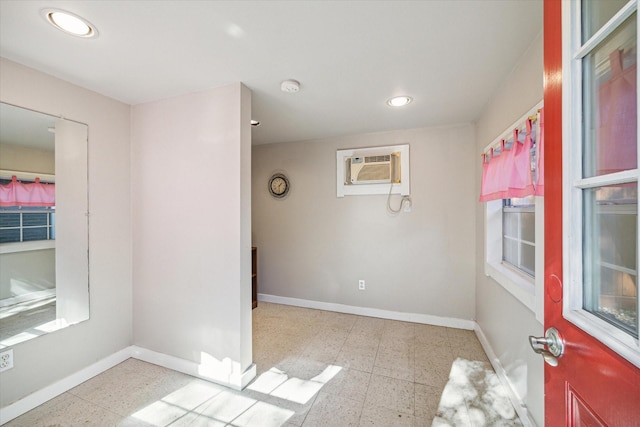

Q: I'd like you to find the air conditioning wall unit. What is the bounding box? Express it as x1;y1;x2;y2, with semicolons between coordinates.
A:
347;152;401;185
336;144;409;197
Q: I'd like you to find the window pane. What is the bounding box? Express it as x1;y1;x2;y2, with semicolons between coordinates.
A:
582;13;637;178
503;238;518;266
23;227;48;241
22;213;49;227
521;244;535;276
520;212;535;243
503;211;518;238
582;0;630;42
503;199;536;277
0;229;20;243
0;213;20;228
583;183;638;337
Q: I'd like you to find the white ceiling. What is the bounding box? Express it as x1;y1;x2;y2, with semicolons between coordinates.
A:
0;1;543;145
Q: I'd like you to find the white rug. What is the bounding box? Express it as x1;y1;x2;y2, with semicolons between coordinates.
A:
432;358;523;427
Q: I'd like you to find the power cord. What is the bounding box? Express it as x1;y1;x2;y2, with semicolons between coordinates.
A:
387;183;411;215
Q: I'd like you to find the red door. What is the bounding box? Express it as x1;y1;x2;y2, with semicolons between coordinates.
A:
543;1;640;425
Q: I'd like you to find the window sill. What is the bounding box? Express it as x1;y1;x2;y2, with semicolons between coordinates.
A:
0;240;55;254
485;260;535;313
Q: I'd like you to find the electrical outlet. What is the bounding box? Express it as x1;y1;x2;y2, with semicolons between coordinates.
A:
358;280;365;290
0;349;13;372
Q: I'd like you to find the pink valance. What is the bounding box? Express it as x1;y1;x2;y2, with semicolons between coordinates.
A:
0;176;55;207
479;109;544;202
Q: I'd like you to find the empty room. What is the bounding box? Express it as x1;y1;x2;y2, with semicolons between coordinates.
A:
0;1;639;426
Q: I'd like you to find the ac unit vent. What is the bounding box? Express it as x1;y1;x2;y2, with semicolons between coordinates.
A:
365;155;391;163
348;152;400;185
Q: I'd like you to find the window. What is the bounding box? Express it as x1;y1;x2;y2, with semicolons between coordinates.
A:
563;0;639;363
502;196;535;277
0;207;55;243
0;176;56;251
481;103;544;321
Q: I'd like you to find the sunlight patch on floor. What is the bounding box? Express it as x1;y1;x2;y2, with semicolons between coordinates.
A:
130;364;341;426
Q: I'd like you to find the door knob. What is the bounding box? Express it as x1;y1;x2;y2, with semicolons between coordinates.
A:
529;327;564;367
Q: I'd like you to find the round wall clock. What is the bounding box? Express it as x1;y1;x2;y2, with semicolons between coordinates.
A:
268;173;290;199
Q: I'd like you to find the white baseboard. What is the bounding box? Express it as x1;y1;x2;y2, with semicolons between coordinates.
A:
258;293;475;330
1;346;256;424
474;324;538;427
0;347;131;425
130;346;256;391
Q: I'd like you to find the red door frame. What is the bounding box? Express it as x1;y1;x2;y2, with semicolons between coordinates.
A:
543;1;640;425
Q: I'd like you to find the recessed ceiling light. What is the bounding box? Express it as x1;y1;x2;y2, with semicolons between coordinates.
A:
42;9;97;38
251;120;261;127
387;96;413;107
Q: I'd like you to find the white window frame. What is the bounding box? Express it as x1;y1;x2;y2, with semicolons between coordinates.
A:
562;0;640;368
485;196;544;322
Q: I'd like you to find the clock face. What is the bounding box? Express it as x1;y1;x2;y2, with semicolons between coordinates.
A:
268;174;290;198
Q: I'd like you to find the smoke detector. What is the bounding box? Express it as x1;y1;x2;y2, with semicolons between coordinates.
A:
280;79;301;93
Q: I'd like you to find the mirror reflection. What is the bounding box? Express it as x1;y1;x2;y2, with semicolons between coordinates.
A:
0;103;89;346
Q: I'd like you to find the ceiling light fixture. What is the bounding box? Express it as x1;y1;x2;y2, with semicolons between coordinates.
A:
387;96;413;107
280;80;301;93
42;9;97;38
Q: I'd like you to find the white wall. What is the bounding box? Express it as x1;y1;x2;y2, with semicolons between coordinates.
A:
252;124;476;322
0;58;132;406
131;83;254;388
474;32;545;426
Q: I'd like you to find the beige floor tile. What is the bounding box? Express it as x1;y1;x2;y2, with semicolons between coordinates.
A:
415;383;441;420
372;365;414;382
186;390;257;424
415;359;453;390
335;343;378;372
415;324;449;341
374;345;415;381
364;374;414;414
302;391;363;427
229;401;296;426
350;316;385;339
299;339;343;364
116;357;178;379
80;364;196;416
240;386;318;426
343;332;381;350
382;320;415;340
321;367;371;402
6;302;521;427
358;405;414;426
375;345;414;368
6;392;125;427
413;416;434;427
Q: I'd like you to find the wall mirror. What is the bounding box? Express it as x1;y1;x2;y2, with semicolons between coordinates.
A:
0;102;89;347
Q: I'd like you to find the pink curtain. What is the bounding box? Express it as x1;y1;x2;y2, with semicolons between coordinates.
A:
479;112;543;202
0;176;55;207
597;50;637;175
535;109;544;196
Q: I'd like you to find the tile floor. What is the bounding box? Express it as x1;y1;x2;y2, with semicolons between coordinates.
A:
5;302;512;427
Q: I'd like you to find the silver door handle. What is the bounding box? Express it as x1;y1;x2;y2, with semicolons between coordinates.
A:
529;327;564;367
